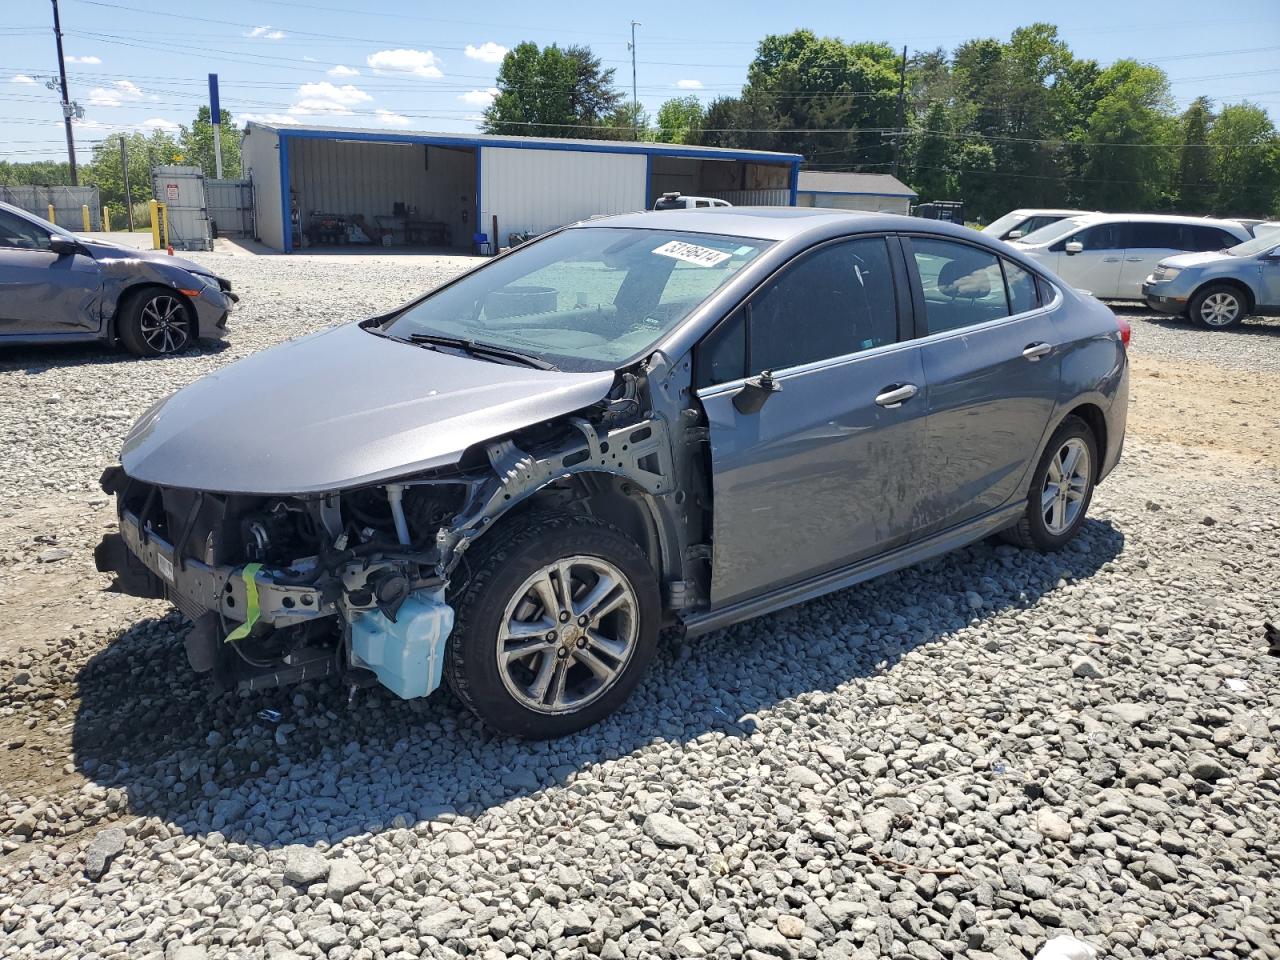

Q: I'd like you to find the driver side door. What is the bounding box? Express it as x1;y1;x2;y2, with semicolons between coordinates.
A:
694;235;928;608
0;209;102;336
1050;222;1124;297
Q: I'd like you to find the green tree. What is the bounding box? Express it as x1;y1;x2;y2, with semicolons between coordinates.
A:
1210;103;1280;217
483;42;622;138
180;106;242;179
655;96;704;144
1175;97;1216;213
85;129;182;224
0;160;74;186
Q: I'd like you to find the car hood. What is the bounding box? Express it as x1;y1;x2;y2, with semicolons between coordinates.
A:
120;323;617;495
1158;250;1235;270
80;237;209;275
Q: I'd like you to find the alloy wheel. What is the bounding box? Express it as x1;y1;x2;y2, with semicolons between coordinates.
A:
1041;437;1091;536
1199;292;1241;328
139;294;190;354
497;555;639;715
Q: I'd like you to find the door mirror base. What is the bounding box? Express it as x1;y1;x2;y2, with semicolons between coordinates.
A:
48;235;82;257
732;370;782;415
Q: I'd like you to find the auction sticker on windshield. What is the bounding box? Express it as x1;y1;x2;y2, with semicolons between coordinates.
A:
653;240;732;267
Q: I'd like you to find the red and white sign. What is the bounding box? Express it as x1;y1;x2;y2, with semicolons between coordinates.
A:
164;183;179;202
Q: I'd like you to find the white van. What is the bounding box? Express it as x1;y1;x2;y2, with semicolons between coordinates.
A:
982;208;1089;241
653;193;732;211
1011;213;1250;299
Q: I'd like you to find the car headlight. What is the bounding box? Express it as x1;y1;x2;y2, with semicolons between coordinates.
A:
1152;266;1181;282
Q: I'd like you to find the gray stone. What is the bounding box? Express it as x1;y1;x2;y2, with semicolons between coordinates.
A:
282;845;328;886
644;812;702;849
326;858;366;900
1187;753;1229;782
1034;809;1072;842
84;826;126;880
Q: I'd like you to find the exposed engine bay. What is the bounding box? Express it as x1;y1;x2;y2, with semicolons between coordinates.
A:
95;370;697;701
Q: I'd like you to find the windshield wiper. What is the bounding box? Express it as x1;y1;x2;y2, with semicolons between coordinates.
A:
403;332;556;370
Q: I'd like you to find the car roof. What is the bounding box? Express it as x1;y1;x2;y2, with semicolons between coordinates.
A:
1008;208;1089;216
1059;211;1247;229
571;207;978;243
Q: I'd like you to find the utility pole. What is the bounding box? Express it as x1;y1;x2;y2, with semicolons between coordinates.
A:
628;20;641;141
119;134;134;230
892;44;907;179
50;0;78;185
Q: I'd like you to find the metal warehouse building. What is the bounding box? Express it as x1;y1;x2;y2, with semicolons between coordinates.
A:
795;171;918;215
241;121;803;253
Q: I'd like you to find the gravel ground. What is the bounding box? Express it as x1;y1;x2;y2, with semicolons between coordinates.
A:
1113;305;1280;374
0;245;1277;960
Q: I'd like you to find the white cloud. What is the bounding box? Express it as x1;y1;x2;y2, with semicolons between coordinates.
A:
87;79;143;107
291;81;373;115
327;64;359;78
11;74;36;84
246;25;286;39
240;112;300;126
464;42;507;64
139;117;180;132
66;55;102;64
367;48;443;79
676;79;703;89
375;108;411;128
458;87;498;108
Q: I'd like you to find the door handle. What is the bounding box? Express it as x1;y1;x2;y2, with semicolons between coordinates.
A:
874;383;918;408
1125;257;1144;262
1022;342;1052;361
1102;257;1122;262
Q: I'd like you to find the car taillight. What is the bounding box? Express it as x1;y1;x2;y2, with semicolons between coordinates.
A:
1116;315;1131;348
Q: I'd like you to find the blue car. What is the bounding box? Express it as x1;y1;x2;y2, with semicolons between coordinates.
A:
1142;231;1280;329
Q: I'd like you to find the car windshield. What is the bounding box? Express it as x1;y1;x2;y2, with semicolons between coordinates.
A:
1227;233;1280;258
982;211;1027;236
380;227;769;372
1016;217;1091;246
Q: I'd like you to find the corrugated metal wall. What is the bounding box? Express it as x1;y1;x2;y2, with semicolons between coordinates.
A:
649;156;792;208
481;146;645;239
206;179;255;237
798;192;912;215
704;189;791;206
1;185;102;230
287;139;474;248
243;126;281;248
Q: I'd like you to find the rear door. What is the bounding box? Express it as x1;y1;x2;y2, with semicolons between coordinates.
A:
695;235;927;607
904;236;1063;535
1118;221;1188;297
0;209;102;336
1049;222;1124;297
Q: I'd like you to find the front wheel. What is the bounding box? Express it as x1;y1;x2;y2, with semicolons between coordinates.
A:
1190;284;1248;330
1001;416;1098;552
118;288;194;356
444;511;661;739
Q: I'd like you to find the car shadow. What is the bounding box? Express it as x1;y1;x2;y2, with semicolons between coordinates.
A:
0;340;227;375
70;518;1124;849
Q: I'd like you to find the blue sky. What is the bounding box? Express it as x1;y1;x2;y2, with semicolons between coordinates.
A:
3;0;1278;162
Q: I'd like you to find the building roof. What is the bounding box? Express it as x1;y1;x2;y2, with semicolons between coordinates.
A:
244;121;803;163
796;171;917;197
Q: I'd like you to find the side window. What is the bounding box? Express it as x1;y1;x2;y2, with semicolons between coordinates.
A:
0;210;51;250
748;237;898;372
1052;223;1119;252
911;237;1010;335
693;237;899;386
1191;227;1237;252
1003;259;1041;314
694;200;711;208
1127;221;1184;249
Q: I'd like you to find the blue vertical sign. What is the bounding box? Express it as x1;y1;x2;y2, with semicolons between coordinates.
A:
208;73;223;179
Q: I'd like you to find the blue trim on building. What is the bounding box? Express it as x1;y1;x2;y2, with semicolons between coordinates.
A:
788;163;799;206
798;189;919;199
279;134;292;253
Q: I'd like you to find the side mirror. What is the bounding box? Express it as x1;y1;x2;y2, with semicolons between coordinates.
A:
1064;240;1084;255
48;234;81;257
1007;229;1024;239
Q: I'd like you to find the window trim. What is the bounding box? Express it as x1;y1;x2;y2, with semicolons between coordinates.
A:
693;232;909;390
900;233;1060;343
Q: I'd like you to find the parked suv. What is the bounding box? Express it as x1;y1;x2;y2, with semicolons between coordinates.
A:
97;209;1128;738
982;208;1088;241
0;200;234;356
653;193;732;211
1143;232;1280;328
1012;213;1249;299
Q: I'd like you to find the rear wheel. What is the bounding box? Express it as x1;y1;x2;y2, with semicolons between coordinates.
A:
118;288;193;356
1001;416;1098;552
1190;283;1248;330
443;511;661;739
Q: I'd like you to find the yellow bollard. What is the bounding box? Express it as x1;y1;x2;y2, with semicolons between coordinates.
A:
161;203;170;252
103;206;111;232
82;204;91;231
149;199;160;249
47;204;56;224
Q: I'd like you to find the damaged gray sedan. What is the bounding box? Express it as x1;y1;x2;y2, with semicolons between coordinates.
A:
96;209;1129;738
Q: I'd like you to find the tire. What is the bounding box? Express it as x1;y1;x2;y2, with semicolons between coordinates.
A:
1000;416;1098;552
1190;283;1248;330
443;510;661;739
117;287;194;356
